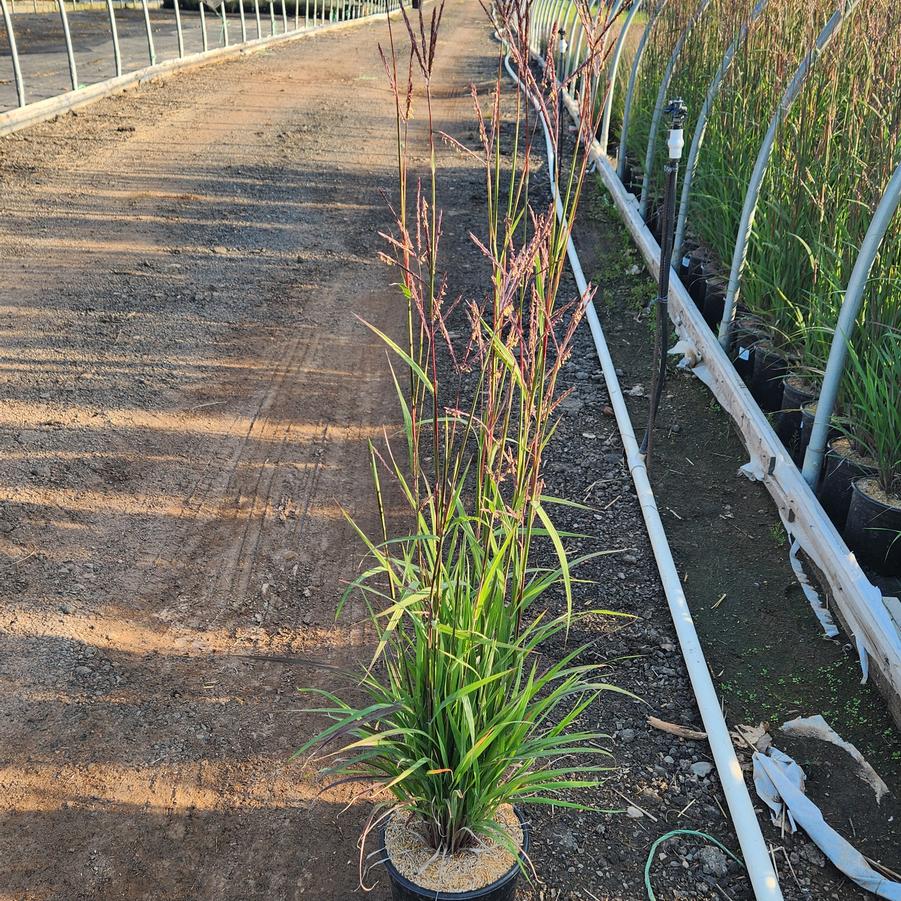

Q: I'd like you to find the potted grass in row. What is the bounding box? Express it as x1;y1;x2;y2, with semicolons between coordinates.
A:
837;329;901;577
295;4;626;897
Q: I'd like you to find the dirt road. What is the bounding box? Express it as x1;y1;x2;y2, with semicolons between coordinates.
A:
0;6;494;898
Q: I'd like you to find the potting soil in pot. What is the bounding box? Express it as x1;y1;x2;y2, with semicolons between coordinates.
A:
846;478;901;576
384;805;524;894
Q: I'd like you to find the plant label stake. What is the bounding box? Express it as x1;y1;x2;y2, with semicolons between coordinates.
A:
641;98;686;472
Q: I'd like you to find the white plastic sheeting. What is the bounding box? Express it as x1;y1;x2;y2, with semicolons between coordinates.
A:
787;541;839;639
753;749;901;899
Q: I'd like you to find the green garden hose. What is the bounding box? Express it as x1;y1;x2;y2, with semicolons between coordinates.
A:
644;829;744;900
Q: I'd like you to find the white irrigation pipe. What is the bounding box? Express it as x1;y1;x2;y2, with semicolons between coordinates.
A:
500;44;784;901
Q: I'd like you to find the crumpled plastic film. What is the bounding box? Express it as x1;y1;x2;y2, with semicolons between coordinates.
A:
738;460;765;482
753;746;802;833
753;749;901;900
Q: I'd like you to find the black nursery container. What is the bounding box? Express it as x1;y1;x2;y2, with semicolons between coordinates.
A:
382;811;530;901
619;161;640;197
775;376;817;462
682;252;707;309
677;245;694;282
702;276;727;332
818;438;878;530
845;479;901;577
749;344;787;413
688;258;708;309
796;401;841;470
730;316;765;385
646;205;662;242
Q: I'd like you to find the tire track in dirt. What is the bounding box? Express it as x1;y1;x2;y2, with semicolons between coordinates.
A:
0;4;500;899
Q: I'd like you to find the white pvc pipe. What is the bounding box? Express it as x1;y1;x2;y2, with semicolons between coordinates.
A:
502;43;784;901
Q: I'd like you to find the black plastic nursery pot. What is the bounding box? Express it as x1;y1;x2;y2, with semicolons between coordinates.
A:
749;344;787;413
796;400;840;470
616;159;640;197
774;375;817;462
646;205;662;242
701;276;727;332
627;169;643;199
681;251;706;309
381;811;530;901
845;479;901;578
688;257;708;309
818;438;878;530
729;315;766;385
676;243;696;283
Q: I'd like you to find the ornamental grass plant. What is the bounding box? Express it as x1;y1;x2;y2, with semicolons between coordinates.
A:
842;327;901;498
614;0;899;487
296;0;630;885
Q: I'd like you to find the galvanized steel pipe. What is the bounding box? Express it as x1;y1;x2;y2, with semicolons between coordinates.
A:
617;0;668;180
199;1;208;52
598;0;642;156
105;0;123;75
638;0;712;220
57;0;79;91
801;159;901;486
173;0;185;58
140;0;156;64
0;0;26;106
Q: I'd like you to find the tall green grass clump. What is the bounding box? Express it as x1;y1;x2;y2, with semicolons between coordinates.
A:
619;0;900;496
740;1;901;381
296;0;629;883
842;326;901;497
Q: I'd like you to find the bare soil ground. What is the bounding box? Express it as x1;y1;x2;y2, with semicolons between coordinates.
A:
0;7;494;898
